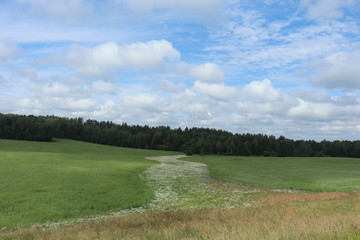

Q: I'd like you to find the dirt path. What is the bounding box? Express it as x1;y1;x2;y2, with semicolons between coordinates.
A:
141;155;262;210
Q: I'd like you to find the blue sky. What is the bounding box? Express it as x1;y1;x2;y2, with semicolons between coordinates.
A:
1;0;360;140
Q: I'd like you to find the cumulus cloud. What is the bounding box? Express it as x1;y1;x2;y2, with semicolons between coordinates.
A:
193;81;237;100
287;99;360;121
168;89;215;120
64;40;180;77
312;51;360;89
15;0;92;23
240;79;282;102
234;79;295;117
287;100;333;121
301;0;357;20
190;63;225;84
0;40;20;61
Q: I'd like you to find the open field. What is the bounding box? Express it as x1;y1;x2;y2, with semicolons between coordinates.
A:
0;139;179;229
1;140;360;239
187;155;360;192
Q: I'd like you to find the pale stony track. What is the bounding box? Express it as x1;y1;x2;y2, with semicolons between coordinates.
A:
141;155;262;210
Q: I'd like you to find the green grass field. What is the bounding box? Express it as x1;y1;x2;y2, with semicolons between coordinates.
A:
2;141;360;239
0;139;178;229
187;155;360;192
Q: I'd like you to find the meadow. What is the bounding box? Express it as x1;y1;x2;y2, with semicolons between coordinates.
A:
187;155;360;192
0;139;178;229
1;139;360;239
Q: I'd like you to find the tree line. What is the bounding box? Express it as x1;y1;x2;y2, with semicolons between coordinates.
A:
1;113;360;158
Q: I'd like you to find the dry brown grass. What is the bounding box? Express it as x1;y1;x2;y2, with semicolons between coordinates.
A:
255;191;349;204
2;192;360;240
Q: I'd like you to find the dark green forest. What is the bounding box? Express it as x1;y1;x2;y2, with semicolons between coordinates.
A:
1;113;360;157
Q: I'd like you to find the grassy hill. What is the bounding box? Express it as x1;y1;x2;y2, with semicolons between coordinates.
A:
0;138;178;229
187;155;360;192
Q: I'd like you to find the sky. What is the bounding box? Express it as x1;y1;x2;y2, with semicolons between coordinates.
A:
1;0;360;141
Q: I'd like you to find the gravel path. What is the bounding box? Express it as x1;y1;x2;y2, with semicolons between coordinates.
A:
141;155;262;210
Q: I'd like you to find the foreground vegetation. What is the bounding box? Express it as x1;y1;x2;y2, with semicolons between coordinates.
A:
0;139;178;229
2;113;360;157
3;192;360;240
187;155;360;192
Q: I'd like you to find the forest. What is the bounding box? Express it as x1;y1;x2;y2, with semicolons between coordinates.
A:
1;113;360;158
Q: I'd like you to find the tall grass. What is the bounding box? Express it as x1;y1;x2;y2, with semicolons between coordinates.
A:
3;192;360;239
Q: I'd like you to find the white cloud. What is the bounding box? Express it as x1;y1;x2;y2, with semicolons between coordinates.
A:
232;34;342;69
30;82;69;97
158;79;186;92
29;82;88;98
92;81;117;94
17;96;97;112
234;79;296;118
64;40;180;77
17;98;45;110
208;14;351;73
90;100;120;119
291;88;331;103
208;2;359;77
312;51;360;89
236;101;290;117
169;89;215;119
193;81;237;100
15;0;92;23
183;103;210;118
59;98;97;111
122;93;167;113
0;40;20;61
6;72;360;140
287;99;334;121
301;0;357;20
190;63;225;84
240;79;282;102
287;99;360;121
